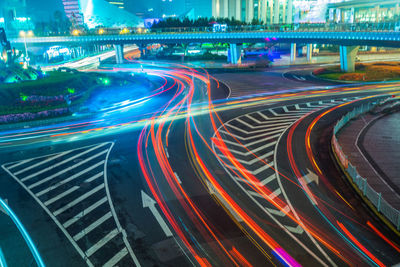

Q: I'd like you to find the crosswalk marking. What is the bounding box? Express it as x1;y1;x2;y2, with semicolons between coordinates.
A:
73;212;113;241
103;248;129;267
53;184;105;216
63;197;108;228
21;143;108;182
15;151;69;176
31;157;105;191
43;172;104;206
86;228;119;257
2;142;139;266
7;159;34;170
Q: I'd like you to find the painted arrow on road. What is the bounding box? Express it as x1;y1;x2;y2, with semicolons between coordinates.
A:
304;169;319;185
141;190;173;237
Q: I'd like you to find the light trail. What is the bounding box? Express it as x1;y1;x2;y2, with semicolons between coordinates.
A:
3;59;400;266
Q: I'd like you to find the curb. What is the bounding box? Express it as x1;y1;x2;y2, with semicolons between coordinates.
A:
330;139;400;238
311;71;400;84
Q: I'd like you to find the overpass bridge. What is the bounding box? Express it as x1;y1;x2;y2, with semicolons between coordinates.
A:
10;29;400;72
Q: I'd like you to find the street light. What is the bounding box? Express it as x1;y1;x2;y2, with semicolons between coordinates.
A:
98;28;105;35
120;28;129;34
72;29;80;36
19;30;34;66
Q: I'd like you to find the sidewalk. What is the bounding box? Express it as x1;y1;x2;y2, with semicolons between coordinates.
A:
337;111;400;210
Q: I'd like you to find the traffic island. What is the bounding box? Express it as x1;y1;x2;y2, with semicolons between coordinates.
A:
0;70;110;125
314;62;400;83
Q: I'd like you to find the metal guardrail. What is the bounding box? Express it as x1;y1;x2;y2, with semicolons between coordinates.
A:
332;99;400;230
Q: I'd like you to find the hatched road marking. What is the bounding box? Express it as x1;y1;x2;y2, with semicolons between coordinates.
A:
2;142;141;267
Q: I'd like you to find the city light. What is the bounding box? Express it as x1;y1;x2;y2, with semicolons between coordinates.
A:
120;27;129;34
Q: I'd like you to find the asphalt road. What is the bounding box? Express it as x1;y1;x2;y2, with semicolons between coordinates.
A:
0;62;399;267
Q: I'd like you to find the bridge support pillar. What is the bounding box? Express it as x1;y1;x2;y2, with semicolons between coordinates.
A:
306;44;313;62
114;44;124;64
290;43;296;63
340;45;359;72
229;43;242;65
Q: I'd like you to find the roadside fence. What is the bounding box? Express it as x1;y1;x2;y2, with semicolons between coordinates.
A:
332;98;400;230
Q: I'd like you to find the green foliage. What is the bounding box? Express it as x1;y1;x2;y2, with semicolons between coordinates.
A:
151;16;249;29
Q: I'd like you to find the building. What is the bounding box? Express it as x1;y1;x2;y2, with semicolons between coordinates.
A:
211;0;399;24
105;0;125;9
63;0;142;28
62;0;84;26
212;0;295;23
327;0;400;23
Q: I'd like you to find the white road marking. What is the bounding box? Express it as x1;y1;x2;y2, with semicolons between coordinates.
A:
28;151;107;190
285;224;305;235
219;150;274;166
86;228;119;257
225;159;275;175
215;141;276;157
217;133;280;148
220;128;284;141
15;151;69;176
102;247;128;267
248;188;281;200
265;205;290;217
260;174;276;186
174;172;182;184
53;184;105;216
141;190;173;237
43;172;104;206
7;159;34;170
256;111;299;121
73;212;113;241
63;197;108;228
236;118;293;131
245;114;294;126
21;143;108;182
226;122;283;135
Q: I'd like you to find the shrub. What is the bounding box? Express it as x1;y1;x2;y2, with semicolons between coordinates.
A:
313;68;326;75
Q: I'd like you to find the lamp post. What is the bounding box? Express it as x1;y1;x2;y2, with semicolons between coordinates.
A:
19;30;33;66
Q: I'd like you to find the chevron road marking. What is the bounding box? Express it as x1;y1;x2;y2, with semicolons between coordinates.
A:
215;141;276;157
225;160;275;176
260;174;276;186
285;224;305;235
265;205;290;217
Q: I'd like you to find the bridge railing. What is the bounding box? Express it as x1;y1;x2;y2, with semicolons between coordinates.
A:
22;22;400;38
